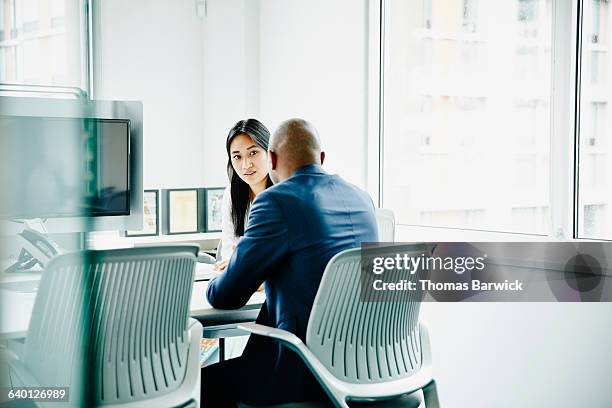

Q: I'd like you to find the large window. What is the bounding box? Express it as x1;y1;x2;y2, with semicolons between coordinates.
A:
382;0;553;234
380;0;611;240
578;0;611;239
0;0;87;89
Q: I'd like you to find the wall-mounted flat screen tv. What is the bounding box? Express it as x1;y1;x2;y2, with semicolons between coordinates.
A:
0;116;130;219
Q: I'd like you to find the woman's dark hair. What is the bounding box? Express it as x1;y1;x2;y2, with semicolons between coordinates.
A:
226;118;273;237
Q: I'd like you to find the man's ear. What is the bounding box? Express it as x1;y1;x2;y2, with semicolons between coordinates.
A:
320;151;326;165
269;150;278;170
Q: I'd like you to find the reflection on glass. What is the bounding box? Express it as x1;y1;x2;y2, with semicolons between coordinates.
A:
0;0;83;87
579;0;611;240
0;117;130;219
384;0;552;234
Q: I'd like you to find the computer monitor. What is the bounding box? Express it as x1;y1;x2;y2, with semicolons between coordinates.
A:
0;97;143;233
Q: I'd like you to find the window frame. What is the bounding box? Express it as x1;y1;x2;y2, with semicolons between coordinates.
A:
575;0;612;241
0;0;91;98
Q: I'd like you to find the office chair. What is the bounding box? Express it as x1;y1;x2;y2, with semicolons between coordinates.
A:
1;245;203;407
197;250;216;264
237;246;439;408
375;209;395;242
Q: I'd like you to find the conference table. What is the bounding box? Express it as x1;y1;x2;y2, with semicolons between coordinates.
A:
0;262;265;360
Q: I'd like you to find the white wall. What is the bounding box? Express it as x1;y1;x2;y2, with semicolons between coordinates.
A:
201;0;369;189
258;0;369;188
200;0;261;187
93;0;205;188
423;302;612;407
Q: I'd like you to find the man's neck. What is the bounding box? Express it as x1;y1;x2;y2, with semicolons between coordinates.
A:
250;179;268;197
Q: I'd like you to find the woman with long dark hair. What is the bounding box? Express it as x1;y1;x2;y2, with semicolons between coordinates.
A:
215;118;273;270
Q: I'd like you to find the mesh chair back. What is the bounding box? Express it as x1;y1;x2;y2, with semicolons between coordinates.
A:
306;245;428;384
22;245;198;405
375;209;395;242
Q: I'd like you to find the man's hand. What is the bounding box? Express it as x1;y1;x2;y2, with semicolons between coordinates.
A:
216;261;264;291
214;259;229;271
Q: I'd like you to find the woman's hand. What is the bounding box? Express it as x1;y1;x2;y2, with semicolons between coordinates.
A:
213;259;229;271
213;243;238;271
214;242;238;272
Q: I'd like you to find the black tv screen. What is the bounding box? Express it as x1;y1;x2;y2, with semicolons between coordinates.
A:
0;116;130;219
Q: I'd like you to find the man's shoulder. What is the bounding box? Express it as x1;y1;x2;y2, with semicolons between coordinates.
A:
327;174;373;202
260;172;370;203
255;179;294;204
260;171;333;196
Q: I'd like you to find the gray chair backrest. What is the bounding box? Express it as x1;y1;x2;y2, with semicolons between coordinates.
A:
22;245;198;405
375;208;395;242
306;245;428;384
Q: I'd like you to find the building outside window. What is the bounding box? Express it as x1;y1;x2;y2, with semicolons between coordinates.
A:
0;0;86;89
591;0;609;44
462;0;478;32
579;0;611;239
0;48;4;81
383;0;552;234
19;0;38;33
518;0;540;38
423;0;433;29
0;0;5;40
51;0;65;28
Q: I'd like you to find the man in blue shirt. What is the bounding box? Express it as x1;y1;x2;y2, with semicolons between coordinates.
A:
202;119;378;407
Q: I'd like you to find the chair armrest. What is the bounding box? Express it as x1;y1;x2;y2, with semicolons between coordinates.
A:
186;318;203;405
0;345;19;365
0;345;40;387
236;322;302;346
419;322;433;370
236;322;352;396
197;251;216;264
188;317;203;331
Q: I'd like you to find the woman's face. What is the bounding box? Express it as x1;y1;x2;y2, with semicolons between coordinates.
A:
229;133;268;187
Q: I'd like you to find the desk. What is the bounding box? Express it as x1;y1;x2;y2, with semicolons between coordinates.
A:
0;262;218;290
194;262;220;281
0;265;265;341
